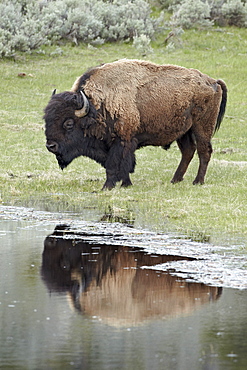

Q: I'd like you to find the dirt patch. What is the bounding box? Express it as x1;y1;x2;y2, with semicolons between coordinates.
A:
213;159;247;166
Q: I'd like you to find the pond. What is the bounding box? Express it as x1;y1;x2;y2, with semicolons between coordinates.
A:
0;206;246;370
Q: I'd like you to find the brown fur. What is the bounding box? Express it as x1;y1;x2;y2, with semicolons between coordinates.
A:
45;59;227;189
71;59;224;141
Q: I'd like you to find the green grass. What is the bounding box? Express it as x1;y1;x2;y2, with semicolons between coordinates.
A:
0;28;247;245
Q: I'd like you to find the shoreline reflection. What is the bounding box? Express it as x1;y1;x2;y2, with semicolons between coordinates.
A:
41;225;222;327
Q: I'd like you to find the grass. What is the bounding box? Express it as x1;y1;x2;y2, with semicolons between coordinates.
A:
0;27;247;245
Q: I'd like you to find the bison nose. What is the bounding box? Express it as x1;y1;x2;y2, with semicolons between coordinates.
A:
46;141;58;153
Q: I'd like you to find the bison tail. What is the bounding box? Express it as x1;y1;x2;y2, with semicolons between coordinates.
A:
214;79;227;133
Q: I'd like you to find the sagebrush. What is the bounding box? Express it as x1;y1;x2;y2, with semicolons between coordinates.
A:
169;0;247;28
0;0;161;57
0;0;246;57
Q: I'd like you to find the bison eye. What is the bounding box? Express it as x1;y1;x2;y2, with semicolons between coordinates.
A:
63;119;74;131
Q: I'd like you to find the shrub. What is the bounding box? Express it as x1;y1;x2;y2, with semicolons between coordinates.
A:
0;0;162;57
167;0;247;28
171;0;213;29
152;0;174;9
221;0;247;27
133;34;153;56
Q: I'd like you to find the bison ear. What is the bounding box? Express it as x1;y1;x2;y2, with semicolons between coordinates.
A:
74;91;89;118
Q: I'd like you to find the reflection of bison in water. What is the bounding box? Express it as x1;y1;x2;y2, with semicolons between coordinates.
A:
44;59;227;189
41;225;222;327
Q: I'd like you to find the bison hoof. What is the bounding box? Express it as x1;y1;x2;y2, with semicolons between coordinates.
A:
102;185;114;191
193;179;204;185
171;177;183;184
121;180;132;188
102;181;116;191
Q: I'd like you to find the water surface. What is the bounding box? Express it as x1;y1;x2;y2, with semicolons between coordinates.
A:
0;208;246;369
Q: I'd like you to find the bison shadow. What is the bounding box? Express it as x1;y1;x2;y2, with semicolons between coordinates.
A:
41;224;222;327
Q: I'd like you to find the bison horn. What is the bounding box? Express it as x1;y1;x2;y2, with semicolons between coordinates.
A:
75;91;89;118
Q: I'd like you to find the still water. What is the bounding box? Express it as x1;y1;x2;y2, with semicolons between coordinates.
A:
0;211;247;370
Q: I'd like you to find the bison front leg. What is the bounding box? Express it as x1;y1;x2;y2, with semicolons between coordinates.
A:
171;131;196;183
102;169;120;190
103;172;132;189
102;139;137;190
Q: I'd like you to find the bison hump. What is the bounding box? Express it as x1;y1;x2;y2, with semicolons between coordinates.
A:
83;72;142;141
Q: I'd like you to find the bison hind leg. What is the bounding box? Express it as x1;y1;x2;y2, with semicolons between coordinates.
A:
192;141;213;185
171;130;196;183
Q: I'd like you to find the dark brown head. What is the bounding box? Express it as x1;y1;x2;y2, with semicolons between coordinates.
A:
44;90;93;169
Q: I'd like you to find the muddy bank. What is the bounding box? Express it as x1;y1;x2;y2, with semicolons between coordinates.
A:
1;205;246;289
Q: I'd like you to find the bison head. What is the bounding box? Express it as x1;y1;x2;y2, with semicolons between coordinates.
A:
44;90;92;169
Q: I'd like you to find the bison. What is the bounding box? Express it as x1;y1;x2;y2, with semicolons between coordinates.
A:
44;59;227;190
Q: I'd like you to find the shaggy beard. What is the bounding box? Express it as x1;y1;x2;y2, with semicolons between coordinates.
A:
56;154;70;170
56;148;81;170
